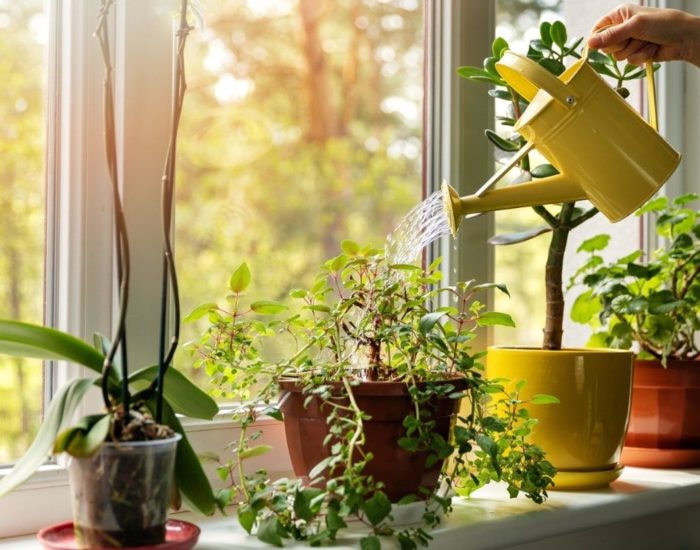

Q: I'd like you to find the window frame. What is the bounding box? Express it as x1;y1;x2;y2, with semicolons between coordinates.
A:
1;0;699;539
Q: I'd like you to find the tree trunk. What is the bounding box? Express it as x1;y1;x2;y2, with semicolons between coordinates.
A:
298;0;337;142
339;1;362;136
542;203;575;350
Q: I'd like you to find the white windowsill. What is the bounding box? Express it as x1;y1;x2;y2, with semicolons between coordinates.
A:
4;466;700;549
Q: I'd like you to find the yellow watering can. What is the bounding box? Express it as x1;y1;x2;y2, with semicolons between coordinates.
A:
443;46;681;236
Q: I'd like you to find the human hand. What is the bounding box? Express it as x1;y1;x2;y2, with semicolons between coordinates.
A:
587;4;700;67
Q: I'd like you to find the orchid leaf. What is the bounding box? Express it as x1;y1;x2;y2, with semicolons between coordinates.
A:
0;376;97;497
0;320;104;373
129;365;218;420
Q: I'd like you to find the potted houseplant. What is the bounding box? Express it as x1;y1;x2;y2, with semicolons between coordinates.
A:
454;21;656;489
570;193;700;468
186;243;556;548
0;0;217;546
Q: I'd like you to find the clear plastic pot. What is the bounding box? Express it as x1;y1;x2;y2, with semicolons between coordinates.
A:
68;434;181;548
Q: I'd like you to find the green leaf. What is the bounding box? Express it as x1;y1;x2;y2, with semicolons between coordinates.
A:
530;394;561;405
419;312;446;335
457;66;504;85
531;164;559;178
539;22;552;47
485;129;520;152
577;234;610;253
570;290;601;324
257;516;283;547
389;263;422;271
0;320;105;373
294;488;324;521
129;365;218;420
492;37;509;59
549;20;567;48
326;502;347;531
673;193;699;207
238;504;257;534
589;62;618;78
637;196;668;215
361;536;382;550
183;303;217;323
149;398;216;516
488;227;552;246
55;414;111;457
648;291;684;314
238;445;273;460
476;312;515;328
472;282;510;297
309;456;334;479
476;434;497;456
0;376;96;497
341;239;361;255
229;263;251;293
538;57;565;76
362;491;392;526
627;263;661;279
250;301;288;315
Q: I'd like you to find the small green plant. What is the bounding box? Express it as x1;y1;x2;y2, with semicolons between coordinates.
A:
187;243;556;548
570;194;700;364
457;21;656;350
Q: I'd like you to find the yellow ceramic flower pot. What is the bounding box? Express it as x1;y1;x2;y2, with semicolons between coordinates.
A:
487;347;633;490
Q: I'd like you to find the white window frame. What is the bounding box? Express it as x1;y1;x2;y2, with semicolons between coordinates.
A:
1;0;698;540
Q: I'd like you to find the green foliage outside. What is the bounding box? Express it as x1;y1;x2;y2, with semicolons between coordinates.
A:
174;0;423;385
0;1;45;464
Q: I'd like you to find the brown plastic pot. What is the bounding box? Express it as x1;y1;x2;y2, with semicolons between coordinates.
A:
278;379;463;503
622;358;700;468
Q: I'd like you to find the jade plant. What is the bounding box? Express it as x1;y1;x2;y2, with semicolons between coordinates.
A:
0;0;217;518
186;242;556;548
569;194;700;363
457;21;656;350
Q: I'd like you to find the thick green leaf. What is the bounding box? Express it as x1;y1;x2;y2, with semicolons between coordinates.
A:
0;320;104;373
488;227;552;246
539;22;552;47
589;62;617;78
472;282;510;297
362;491;392;526
538;57;565;76
149;399;216;516
476;312;515;328
129;365;217;420
492;37;509;59
531;164;559;178
456;66;503;85
0;376;96;497
549;20;567;48
485;129;520;152
183;303;218;323
230;263;251;293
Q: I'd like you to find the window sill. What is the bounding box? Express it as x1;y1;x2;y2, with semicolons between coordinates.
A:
3;467;700;549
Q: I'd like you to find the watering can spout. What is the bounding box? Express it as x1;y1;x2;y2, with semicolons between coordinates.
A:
442;177;586;236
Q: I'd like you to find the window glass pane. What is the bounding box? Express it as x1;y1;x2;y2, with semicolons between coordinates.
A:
176;0;423;386
0;0;47;463
493;0;563;347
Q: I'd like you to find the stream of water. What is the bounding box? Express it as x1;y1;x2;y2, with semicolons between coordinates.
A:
385;191;451;265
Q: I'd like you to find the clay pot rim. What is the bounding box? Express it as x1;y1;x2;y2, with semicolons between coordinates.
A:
634;357;700;369
278;375;467;396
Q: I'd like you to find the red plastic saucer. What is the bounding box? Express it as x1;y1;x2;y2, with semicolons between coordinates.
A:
37;519;200;550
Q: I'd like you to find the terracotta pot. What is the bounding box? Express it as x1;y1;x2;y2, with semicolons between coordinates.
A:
278;379;463;503
486;347;633;490
622;358;700;468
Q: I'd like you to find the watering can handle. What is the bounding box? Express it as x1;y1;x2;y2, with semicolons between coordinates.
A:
495;51;578;108
583;25;658;131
